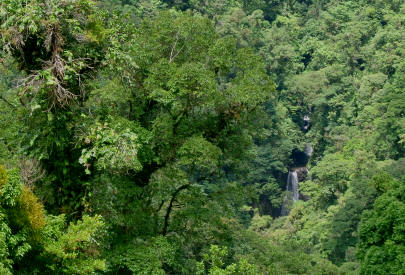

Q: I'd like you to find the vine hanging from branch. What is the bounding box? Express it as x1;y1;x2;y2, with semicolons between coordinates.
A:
0;0;106;109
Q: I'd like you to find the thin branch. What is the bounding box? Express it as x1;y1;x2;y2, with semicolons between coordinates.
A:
169;33;186;63
157;200;165;213
169;43;186;63
0;94;16;109
162;184;190;236
169;34;179;63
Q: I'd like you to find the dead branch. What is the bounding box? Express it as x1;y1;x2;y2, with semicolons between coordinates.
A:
169;34;186;63
16;54;92;108
19;157;45;189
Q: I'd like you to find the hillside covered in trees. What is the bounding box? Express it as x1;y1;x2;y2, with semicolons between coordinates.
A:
0;0;404;274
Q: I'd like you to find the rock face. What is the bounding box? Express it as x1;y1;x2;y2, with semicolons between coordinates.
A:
291;144;313;167
292;166;309;182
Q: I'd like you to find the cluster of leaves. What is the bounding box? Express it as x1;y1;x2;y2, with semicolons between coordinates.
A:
0;0;106;107
357;176;405;274
0;166;105;274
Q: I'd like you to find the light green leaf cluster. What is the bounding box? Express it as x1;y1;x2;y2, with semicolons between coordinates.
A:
79;121;147;174
107;236;175;274
197;245;260;275
177;135;222;173
43;214;106;274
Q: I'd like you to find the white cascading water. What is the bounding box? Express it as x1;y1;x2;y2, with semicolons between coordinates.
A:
304;144;313;157
280;170;299;216
288;171;299;202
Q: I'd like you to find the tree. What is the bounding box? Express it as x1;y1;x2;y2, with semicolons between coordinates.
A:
0;165;105;274
76;10;274;272
0;0;107;214
357;176;405;274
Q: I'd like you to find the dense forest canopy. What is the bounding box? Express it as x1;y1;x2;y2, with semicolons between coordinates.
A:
0;0;404;274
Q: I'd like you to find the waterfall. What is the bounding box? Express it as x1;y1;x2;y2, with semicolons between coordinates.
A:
280;170;300;216
304;144;313;158
280;115;312;216
303;115;311;131
280;164;312;215
288;171;299;202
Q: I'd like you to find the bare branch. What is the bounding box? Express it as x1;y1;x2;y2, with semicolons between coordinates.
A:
170;43;185;64
169;33;186;63
19;157;45;189
169;34;179;63
16;54;92;108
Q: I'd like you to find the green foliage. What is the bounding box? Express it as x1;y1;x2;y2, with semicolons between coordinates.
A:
0;165;106;274
0;165;7;189
14;186;46;233
177;135;222;173
0;0;108;216
42;214;106;274
357;177;405;274
0;212;13;275
301;152;355;209
79;119;150;174
197;245;260;275
0;0;106;107
249;211;272;232
1;0;405;273
0;168;22;207
0;59;21;165
0;167;32;271
106;236;175;274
